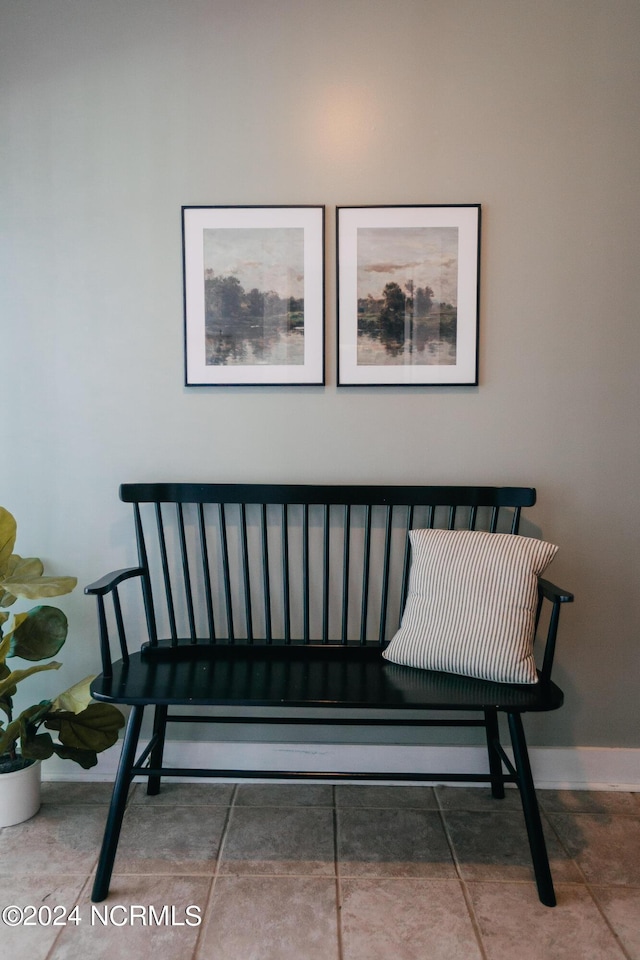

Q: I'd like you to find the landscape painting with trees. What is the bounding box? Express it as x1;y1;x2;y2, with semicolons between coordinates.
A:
203;227;305;366
356;226;458;366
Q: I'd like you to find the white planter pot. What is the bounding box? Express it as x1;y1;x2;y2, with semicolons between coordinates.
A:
0;759;41;827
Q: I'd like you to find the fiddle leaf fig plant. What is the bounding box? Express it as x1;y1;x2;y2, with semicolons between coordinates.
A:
0;506;124;773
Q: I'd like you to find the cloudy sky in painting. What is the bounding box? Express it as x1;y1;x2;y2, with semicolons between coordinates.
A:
203;227;304;298
357;227;458;304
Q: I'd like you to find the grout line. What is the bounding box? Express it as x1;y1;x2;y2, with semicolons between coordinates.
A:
212;800;235;879
435;795;464;881
458;879;491;960
583;883;636;960
192;798;235;960
42;872;94;960
332;788;345;960
190;874;217;960
334;875;344;960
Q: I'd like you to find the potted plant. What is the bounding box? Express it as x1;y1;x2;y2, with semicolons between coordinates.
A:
0;506;124;826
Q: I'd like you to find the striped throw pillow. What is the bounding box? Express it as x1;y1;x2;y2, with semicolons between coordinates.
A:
383;529;558;684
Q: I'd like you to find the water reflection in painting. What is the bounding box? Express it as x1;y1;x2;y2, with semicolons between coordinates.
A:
204;227;305;366
357;227;458;366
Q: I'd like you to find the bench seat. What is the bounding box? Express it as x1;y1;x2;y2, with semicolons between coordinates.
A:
92;643;564;712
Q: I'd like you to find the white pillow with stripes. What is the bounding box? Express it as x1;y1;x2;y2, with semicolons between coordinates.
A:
383;529;558;684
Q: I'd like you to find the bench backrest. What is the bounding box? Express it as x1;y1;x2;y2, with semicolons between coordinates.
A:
121;483;536;650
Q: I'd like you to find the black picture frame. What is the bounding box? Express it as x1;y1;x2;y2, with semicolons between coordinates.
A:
337;204;480;385
183;205;325;386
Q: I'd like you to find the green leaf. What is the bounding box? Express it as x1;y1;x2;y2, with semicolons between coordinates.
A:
7;702;55;759
0;717;21;756
0;661;61;701
0;662;14;719
2;612;29;655
7;606;68;661
20;730;55;761
50;675;95;714
4;555;44;580
23;700;53;726
44;702;124;753
0;554;76;602
0;628;12;664
0;699;49;755
0;508;17;579
0;555;43;606
50;742;98;769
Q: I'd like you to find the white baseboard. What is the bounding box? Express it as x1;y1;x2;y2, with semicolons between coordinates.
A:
41;740;640;791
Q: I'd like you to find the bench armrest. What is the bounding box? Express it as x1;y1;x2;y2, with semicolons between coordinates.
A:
537;576;574;684
85;566;145;596
538;578;574;604
85;567;146;678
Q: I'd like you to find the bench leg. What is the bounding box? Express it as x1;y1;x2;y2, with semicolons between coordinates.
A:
91;705;144;903
147;705;168;796
508;712;556;907
484;708;505;799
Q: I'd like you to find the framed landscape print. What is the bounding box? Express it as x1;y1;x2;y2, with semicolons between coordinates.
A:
337;205;480;385
183;205;325;385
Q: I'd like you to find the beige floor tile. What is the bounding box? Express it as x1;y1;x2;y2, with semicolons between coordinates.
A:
131;781;235;805
591;886;640;960
467;882;628;959
0;804;106;875
47;875;209;960
235;783;333;806
198;876;339;960
337;806;456;878
112;803;228;875
335;784;438;808
0;875;88;960
539;790;640;815
443;810;581;883
435;785;523;812
220;805;335;876
547;813;640;885
340;878;482;960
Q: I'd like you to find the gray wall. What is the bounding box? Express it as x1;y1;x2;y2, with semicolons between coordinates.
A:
2;0;639;748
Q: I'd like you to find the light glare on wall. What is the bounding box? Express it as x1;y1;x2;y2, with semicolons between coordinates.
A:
314;85;377;160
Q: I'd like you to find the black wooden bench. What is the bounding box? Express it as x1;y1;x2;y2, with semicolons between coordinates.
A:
86;483;573;905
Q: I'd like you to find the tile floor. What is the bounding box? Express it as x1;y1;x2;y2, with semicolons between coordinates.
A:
1;781;639;959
